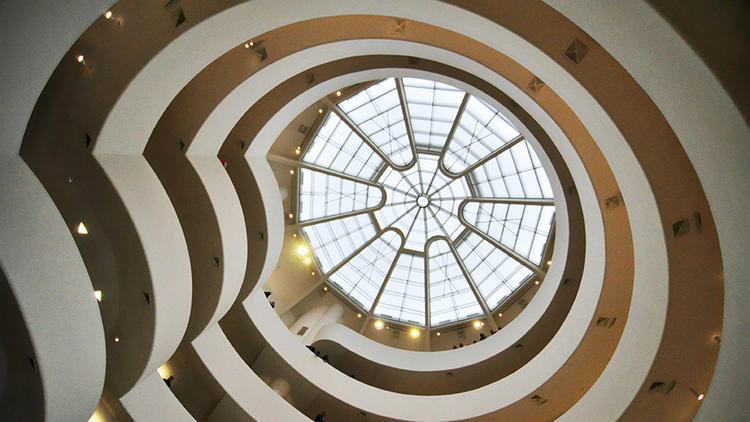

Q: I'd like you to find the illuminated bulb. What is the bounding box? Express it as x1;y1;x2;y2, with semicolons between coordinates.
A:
104;10;113;19
318;108;323;114
76;55;85;63
113;337;120;343
77;222;88;235
288;213;294;219
289;169;295;175
323;286;328;291
294;149;301;155
385;325;390;330
156;364;169;379
311;271;316;276
244;42;250;49
409;328;420;338
93;290;102;302
697;394;704;401
436;332;441;336
292;233;297;238
304;257;311;264
297;245;308;256
336;90;341;96
498;312;503;317
473;320;482;330
356;313;362;318
534;280;540;285
249;41;254;47
547;260;552;266
373;320;384;330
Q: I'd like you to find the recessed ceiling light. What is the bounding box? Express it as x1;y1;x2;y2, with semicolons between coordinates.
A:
311;271;316;276
373;320;384;330
297;245;308;256
104;10;112;19
292;233;297;238
409;328;420;338
304;257;311;264
77;222;88;235
93;290;102;302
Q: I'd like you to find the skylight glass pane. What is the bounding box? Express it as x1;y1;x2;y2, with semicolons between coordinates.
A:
427;240;484;326
456;232;533;309
298;169;382;221
403;77;464;152
338;78;414;167
301;214;377;273
469;140;552;199
328;230;401;311
373;253;426;326
443;96;520;174
461;202;554;265
302;112;383;180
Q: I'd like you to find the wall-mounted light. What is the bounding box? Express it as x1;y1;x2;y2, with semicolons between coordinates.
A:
104;10;113;19
409;328;420;338
322;286;328;291
297;245;308;256
318;108;323;114
547;260;552;266
473;320;484;330
76;54;85;63
534;280;540;285
304;257;311;264
311;271;316;276
436;331;441;336
93;290;102;302
689;388;705;401
288;213;294;219
373;320;384;330
336;90;341;97
498;312;503;317
77;222;88;235
113;337;120;343
289;169;295;175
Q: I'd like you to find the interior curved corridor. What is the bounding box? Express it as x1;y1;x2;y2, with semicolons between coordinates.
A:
0;1;748;421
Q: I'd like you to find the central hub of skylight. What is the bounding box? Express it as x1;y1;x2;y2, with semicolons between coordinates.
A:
295;77;556;329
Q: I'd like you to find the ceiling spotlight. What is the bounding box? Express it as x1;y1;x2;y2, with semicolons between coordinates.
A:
323;286;328;291
294;148;301;155
297;245;308;256
244;42;250;49
697;394;705;401
336;90;341;96
318;108;323;114
385;325;390;330
288;213;294;219
498;312;503;317
249;41;254;47
77;222;88;235
689;388;705;401
292;233;297;238
534;280;540;285
436;331;441;336
311;271;316;276
304;257;311;264
113;337;120;343
473;320;483;330
373;320;384;330
289;169;295;175
93;290;102;302
76;55;85;63
547;260;552;266
356;313;362;318
104;10;113;19
409;328;420;338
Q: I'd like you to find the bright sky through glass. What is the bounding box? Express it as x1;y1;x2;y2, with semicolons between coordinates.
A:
298;77;556;327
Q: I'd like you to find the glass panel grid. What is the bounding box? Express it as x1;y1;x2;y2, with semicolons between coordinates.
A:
338;78;414;166
443;96;520;174
301;214;377;274
470;140;553;199
302;113;383;180
298;169;382;221
403;77;464;152
428;240;484;326
456;232;533;309
328;230;401;311
373;253;426;326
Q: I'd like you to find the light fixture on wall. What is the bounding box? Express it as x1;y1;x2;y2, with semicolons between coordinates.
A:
297;245;308;256
409;328;420;338
93;290;102;302
104;10;112;19
373;320;384;330
473;320;484;330
77;222;88;235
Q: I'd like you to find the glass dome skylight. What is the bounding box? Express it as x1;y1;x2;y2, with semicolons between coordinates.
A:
296;77;555;328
